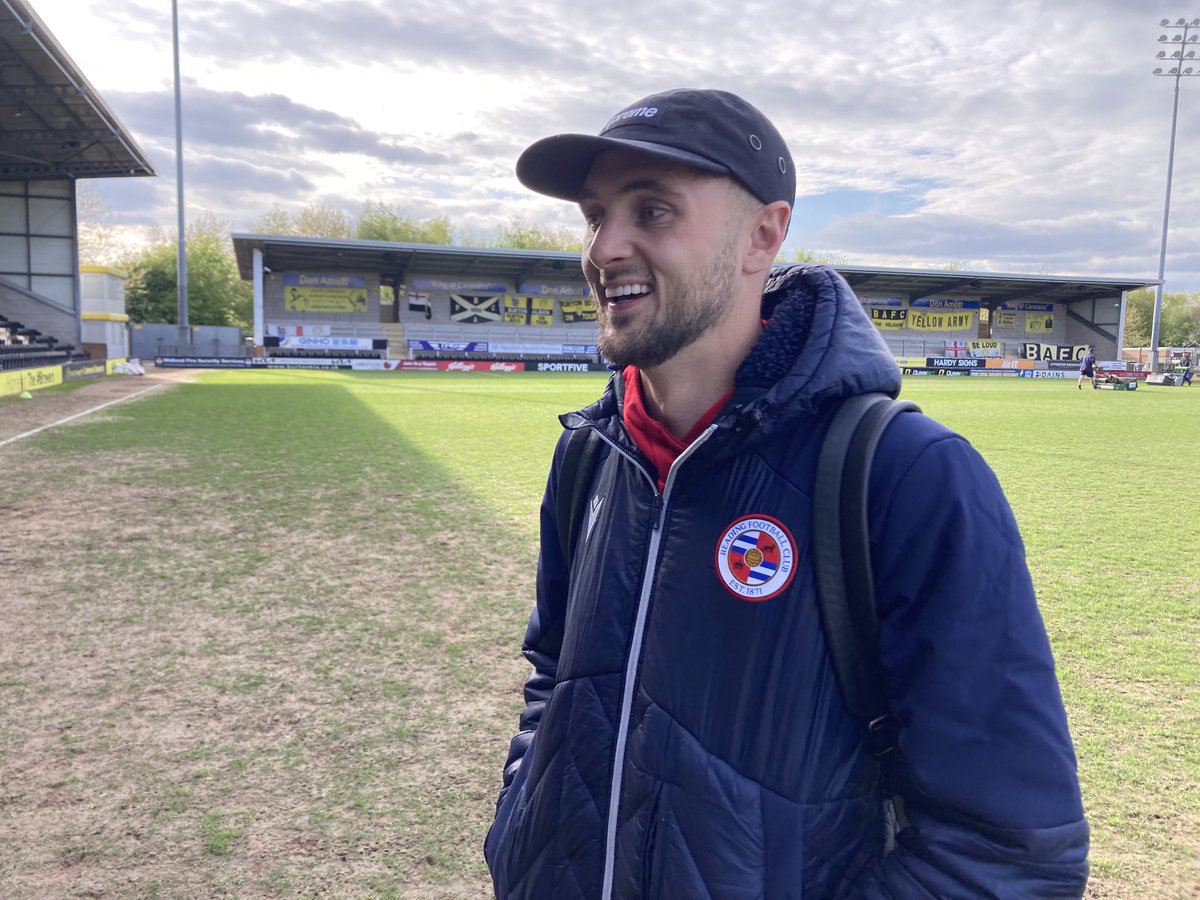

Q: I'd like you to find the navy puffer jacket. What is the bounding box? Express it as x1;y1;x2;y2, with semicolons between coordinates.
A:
486;265;1088;898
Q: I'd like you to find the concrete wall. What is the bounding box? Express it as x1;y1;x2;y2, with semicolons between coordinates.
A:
0;278;75;346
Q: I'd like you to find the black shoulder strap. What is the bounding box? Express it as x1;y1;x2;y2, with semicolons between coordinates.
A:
813;393;920;759
556;427;603;562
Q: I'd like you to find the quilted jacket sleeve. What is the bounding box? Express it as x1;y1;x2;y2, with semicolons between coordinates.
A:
841;417;1090;898
484;433;571;868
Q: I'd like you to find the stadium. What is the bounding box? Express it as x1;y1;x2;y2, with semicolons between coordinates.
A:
1;1;1198;897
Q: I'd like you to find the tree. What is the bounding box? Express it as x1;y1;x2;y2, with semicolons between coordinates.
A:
355;201;454;244
248;201;354;238
77;181;122;266
1121;289;1200;348
123;213;252;329
486;215;583;252
778;247;847;266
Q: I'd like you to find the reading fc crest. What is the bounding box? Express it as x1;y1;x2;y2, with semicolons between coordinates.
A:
715;515;796;601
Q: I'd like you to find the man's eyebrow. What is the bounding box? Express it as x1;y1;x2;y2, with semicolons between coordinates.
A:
578;178;685;203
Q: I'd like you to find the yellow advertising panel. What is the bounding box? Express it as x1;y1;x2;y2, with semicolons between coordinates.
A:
18;366;63;392
1025;313;1054;333
282;273;368;313
1;369;25;397
994;311;1016;329
907;310;976;332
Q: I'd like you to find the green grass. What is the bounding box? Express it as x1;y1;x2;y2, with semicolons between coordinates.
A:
0;370;1195;897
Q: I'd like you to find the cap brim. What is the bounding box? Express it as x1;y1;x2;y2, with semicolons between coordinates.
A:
516;134;730;202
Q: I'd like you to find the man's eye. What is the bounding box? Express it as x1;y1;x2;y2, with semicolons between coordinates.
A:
641;205;668;222
582;210;603;230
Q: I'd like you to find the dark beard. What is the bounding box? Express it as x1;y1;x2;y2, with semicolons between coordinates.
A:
597;240;737;369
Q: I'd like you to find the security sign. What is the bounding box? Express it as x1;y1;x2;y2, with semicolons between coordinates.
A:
715;515;796;601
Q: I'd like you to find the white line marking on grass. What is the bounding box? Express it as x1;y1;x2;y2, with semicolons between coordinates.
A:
0;384;167;448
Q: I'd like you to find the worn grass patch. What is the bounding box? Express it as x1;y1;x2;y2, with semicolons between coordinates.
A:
0;370;1195;898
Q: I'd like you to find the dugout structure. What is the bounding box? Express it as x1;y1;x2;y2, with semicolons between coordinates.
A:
0;0;154;389
233;234;1155;366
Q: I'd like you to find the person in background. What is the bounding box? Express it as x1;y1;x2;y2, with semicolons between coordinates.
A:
486;88;1089;899
1078;345;1097;389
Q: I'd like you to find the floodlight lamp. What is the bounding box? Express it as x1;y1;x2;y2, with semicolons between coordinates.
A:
1161;18;1171;25
1178;17;1187;25
1174;50;1182;57
1155;66;1164;74
1172;66;1180;74
1192;17;1199;25
1185;67;1194;74
1174;34;1183;41
1190;34;1199;42
1159;50;1168;58
1160;34;1169;41
1187;50;1196;58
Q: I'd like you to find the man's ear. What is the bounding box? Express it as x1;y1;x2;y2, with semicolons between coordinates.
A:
743;201;791;275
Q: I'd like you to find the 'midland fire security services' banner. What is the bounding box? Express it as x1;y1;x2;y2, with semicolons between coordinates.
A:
283;273;368;313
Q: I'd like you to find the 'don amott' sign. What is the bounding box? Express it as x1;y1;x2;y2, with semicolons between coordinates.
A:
283;273;368;313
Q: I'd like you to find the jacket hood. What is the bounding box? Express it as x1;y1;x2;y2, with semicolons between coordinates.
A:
723;264;901;441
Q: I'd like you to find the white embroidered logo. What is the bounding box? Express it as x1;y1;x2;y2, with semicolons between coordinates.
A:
586;495;604;541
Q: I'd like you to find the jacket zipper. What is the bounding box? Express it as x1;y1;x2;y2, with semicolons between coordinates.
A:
599;425;717;900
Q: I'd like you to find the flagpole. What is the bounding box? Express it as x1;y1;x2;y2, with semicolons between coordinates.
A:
172;0;188;339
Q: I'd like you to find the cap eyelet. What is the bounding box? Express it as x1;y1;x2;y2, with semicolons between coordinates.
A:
778;157;787;174
748;134;763;151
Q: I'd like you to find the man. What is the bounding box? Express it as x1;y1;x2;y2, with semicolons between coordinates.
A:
1078;345;1097;390
486;89;1088;898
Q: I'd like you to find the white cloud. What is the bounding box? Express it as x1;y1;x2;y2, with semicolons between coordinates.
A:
29;0;1200;289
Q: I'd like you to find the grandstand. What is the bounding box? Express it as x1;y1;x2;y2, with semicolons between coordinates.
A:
232;235;1157;371
0;310;80;371
0;0;154;396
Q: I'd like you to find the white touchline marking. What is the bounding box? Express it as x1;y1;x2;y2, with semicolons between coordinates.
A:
0;384;167;449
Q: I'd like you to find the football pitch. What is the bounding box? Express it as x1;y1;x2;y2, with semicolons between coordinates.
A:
0;370;1196;898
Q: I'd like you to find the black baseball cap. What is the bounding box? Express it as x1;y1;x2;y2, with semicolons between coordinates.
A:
516;88;795;208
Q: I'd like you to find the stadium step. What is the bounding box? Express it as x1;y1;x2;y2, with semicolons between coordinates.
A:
381;322;407;360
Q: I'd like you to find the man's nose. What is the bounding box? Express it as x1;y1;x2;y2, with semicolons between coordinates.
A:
585;215;633;271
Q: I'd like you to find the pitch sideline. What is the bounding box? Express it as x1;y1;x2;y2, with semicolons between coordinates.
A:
0;384;169;448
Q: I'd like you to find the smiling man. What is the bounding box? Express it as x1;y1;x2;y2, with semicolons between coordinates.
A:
485;89;1089;899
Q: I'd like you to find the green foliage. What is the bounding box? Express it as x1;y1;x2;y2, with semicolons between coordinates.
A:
484;215;583;252
355;200;453;244
1122;289;1200;348
122;213;252;329
249;201;354;239
778;246;847;266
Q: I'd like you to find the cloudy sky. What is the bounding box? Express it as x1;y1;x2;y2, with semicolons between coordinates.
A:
27;0;1200;291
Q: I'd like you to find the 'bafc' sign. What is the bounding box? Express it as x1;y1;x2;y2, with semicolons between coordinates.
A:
1019;342;1087;362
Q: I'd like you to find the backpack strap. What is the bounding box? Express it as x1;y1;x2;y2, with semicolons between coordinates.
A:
812;393;920;762
556;426;604;562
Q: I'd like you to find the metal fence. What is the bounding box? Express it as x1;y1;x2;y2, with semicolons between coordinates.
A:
131;324;244;359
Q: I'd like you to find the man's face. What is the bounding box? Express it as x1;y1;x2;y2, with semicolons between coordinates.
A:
578;149;754;370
